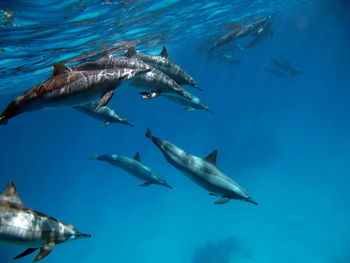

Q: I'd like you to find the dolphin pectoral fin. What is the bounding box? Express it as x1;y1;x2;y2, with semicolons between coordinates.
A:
13;248;39;260
140;90;162;99
214;197;230;204
184;107;195;112
139;182;152;187
209;193;217;196
100;121;111;127
96;90;114;111
33;243;55;262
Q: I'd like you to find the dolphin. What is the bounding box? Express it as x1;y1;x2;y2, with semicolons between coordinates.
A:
73;102;133;126
0;63;149;125
73;56;193;101
0;182;90;262
210;16;272;50
270;59;303;76
88;152;172;189
124;46;202;91
161;92;213;113
145;129;257;205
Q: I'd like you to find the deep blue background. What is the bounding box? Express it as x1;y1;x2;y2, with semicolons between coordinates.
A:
1;1;350;262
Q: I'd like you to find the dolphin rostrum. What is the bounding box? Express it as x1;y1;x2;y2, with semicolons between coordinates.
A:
89;152;172;189
124;46;202;91
0;63;149;125
145;129;257;205
73;56;193;101
73;102;133;127
0;182;90;262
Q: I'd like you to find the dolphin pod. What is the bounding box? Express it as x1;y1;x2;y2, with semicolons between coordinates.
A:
145;129;258;205
0;63;150;125
0;182;90;262
89;152;172;189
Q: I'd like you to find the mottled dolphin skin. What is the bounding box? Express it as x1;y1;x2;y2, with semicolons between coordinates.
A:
0;182;90;262
124;46;202;91
211;16;272;50
162;93;213;113
73;56;193;101
0;63;149;125
89;152;172;189
73;102;133;126
145;129;257;205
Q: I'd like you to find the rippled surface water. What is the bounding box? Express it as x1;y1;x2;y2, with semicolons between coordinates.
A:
0;0;312;94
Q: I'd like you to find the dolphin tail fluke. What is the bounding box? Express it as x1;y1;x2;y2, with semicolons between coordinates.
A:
33;243;55;262
13;248;39;260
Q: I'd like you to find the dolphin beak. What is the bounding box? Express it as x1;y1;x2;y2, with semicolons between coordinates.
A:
75;232;91;238
246;198;258;205
124;121;134;127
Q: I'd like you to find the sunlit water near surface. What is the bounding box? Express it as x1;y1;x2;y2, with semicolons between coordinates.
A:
1;0;350;263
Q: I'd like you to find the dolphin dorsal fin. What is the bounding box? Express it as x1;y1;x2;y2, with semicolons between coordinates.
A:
53;63;71;76
159;47;169;58
204;150;218;166
133;152;141;162
125;47;137;58
1;182;24;205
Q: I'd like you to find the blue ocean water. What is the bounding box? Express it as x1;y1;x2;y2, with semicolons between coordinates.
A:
1;0;350;262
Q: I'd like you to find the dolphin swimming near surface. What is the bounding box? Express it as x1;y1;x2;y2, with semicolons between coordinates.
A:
89;152;172;189
73;55;193;101
0;182;90;262
210;16;272;51
0;63;150;125
73;102;133;126
145;129;257;205
124;46;202;91
245;16;274;49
